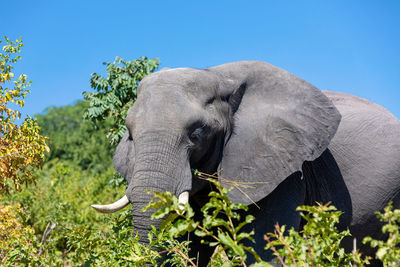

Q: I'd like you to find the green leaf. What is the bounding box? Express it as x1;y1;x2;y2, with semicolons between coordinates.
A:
194;229;207;237
218;232;246;258
159;213;179;231
250;262;273;267
221;261;235;267
169;219;198;238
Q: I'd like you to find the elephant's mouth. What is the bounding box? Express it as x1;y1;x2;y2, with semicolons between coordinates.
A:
91;191;189;214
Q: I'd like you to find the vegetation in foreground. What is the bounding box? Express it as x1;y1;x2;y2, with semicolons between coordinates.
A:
3;167;400;266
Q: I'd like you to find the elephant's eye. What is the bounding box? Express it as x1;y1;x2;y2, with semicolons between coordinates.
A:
189;127;204;143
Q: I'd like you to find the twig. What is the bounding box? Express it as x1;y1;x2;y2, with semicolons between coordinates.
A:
226;210;247;267
195;171;268;187
352;238;357;267
302;245;309;267
307;245;315;267
39;222;58;255
194;171;262;208
158;248;197;267
264;234;286;266
234;185;260;209
196;225;220;243
241;257;247;267
274;224;298;267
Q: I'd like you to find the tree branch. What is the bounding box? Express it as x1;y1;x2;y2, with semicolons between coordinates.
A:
159;248;197;267
39;222;58;255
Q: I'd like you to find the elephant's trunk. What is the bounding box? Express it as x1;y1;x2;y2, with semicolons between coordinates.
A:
91;132;191;243
129;170;173;240
127;132;192;243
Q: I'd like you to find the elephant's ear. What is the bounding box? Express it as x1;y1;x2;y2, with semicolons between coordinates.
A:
211;61;341;205
113;131;134;182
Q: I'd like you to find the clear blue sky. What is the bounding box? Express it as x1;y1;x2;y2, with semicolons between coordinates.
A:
3;1;400;119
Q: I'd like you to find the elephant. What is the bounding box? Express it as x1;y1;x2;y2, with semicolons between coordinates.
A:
91;61;400;265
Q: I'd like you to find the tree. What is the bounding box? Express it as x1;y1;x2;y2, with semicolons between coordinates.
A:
83;56;160;144
36;101;113;171
0;36;48;193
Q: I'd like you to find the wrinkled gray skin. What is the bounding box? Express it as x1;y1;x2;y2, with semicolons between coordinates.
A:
113;61;400;266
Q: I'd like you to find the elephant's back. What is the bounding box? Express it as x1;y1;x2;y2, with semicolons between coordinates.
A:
323;91;399;120
323;90;400;225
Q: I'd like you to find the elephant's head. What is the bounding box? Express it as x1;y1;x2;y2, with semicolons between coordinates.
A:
92;61;341;242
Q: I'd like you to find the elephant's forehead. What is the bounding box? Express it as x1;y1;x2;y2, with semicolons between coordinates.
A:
126;68;220;130
127;102;203;137
139;68;219;96
127;86;205;131
136;88;196;112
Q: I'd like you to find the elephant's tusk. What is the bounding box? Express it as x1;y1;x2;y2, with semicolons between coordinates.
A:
91;195;130;213
178;191;189;204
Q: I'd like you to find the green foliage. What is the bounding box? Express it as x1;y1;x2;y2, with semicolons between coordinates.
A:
8;160;121;229
0;203;42;265
363;201;400;266
1;96;130;264
144;178;375;266
35;100;114;171
58;212;192;266
3;159;128;265
83;56;160;144
0;36;48;193
62;210;139;265
3;164;400;266
145;175;262;266
264;203;370;266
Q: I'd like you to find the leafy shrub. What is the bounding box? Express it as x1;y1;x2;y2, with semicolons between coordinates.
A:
2;159;126;265
144;176;371;267
264;204;369;266
145;176;260;266
0;203;41;265
3;171;400;266
363;201;400;266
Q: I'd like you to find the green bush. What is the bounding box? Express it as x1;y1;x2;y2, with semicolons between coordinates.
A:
0;203;41;265
144;175;372;267
264;204;369;266
363;201;400;266
144;176;260;266
3;169;400;266
3;160;126;264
